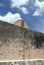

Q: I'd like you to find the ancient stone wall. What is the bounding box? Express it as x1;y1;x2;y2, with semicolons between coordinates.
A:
0;21;44;60
0;60;44;65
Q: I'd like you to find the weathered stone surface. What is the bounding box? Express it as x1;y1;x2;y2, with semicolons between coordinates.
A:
15;20;29;29
0;60;44;65
0;21;44;60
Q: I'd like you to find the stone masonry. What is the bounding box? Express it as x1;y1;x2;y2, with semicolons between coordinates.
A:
0;60;44;65
0;21;44;60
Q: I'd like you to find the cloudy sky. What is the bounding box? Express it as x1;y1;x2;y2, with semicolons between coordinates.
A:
0;0;44;33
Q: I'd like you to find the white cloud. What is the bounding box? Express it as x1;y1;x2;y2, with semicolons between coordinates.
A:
33;10;41;16
0;12;22;24
20;7;29;14
11;0;29;8
11;0;29;14
33;0;44;16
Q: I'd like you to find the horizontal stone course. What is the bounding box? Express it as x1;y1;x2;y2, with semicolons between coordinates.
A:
0;60;44;65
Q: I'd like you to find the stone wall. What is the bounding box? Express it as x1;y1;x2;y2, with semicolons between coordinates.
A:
0;21;44;60
0;60;44;65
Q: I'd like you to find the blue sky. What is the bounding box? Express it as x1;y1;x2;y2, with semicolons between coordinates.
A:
0;0;44;33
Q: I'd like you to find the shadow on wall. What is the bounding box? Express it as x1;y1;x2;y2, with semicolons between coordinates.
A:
31;34;44;49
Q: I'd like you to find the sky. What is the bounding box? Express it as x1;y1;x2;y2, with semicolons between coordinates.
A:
0;0;44;33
